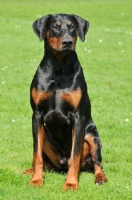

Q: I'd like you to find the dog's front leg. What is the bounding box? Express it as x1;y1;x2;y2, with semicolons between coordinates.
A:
29;110;44;187
63;114;85;190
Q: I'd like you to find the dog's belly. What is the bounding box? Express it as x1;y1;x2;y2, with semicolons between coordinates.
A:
44;110;72;163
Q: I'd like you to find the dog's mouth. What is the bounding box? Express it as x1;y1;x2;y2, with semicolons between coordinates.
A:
56;43;75;52
60;47;74;53
51;47;74;60
62;46;74;52
51;45;74;53
47;37;76;53
49;41;76;60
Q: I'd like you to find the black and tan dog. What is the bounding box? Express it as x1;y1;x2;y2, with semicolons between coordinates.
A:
25;14;107;190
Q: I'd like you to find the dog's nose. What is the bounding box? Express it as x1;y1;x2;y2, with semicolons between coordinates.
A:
62;38;72;46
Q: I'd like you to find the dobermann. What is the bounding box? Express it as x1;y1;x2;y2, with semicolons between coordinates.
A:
24;14;107;190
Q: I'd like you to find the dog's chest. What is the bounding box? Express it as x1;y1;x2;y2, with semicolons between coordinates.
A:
31;85;81;139
31;86;82;111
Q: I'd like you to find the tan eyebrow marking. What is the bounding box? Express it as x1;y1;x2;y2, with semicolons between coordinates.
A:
56;21;61;26
67;21;72;26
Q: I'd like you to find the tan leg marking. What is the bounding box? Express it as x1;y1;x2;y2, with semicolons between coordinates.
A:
63;128;80;190
85;134;107;184
30;124;44;187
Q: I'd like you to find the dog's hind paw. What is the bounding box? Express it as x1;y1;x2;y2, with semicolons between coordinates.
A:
94;173;107;185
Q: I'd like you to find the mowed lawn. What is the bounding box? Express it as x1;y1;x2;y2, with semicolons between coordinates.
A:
0;0;132;199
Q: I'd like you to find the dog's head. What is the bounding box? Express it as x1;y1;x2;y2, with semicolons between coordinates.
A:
32;14;89;56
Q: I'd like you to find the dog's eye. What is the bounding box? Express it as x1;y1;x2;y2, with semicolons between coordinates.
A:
52;24;60;31
52;25;58;29
69;24;75;30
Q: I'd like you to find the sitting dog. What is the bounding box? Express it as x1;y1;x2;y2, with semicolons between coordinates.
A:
25;14;107;190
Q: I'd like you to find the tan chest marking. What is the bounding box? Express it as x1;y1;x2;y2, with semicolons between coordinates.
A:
32;88;52;105
59;88;82;108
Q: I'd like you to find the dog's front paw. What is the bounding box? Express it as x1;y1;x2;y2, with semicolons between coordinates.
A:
29;171;44;187
63;177;78;190
29;177;43;187
94;173;107;185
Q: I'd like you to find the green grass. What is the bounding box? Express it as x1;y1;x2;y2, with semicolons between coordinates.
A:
0;0;132;199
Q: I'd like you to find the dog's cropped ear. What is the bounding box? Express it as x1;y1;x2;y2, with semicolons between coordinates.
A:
32;14;51;41
72;14;89;42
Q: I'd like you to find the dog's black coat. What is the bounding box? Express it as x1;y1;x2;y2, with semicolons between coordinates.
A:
25;14;107;189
